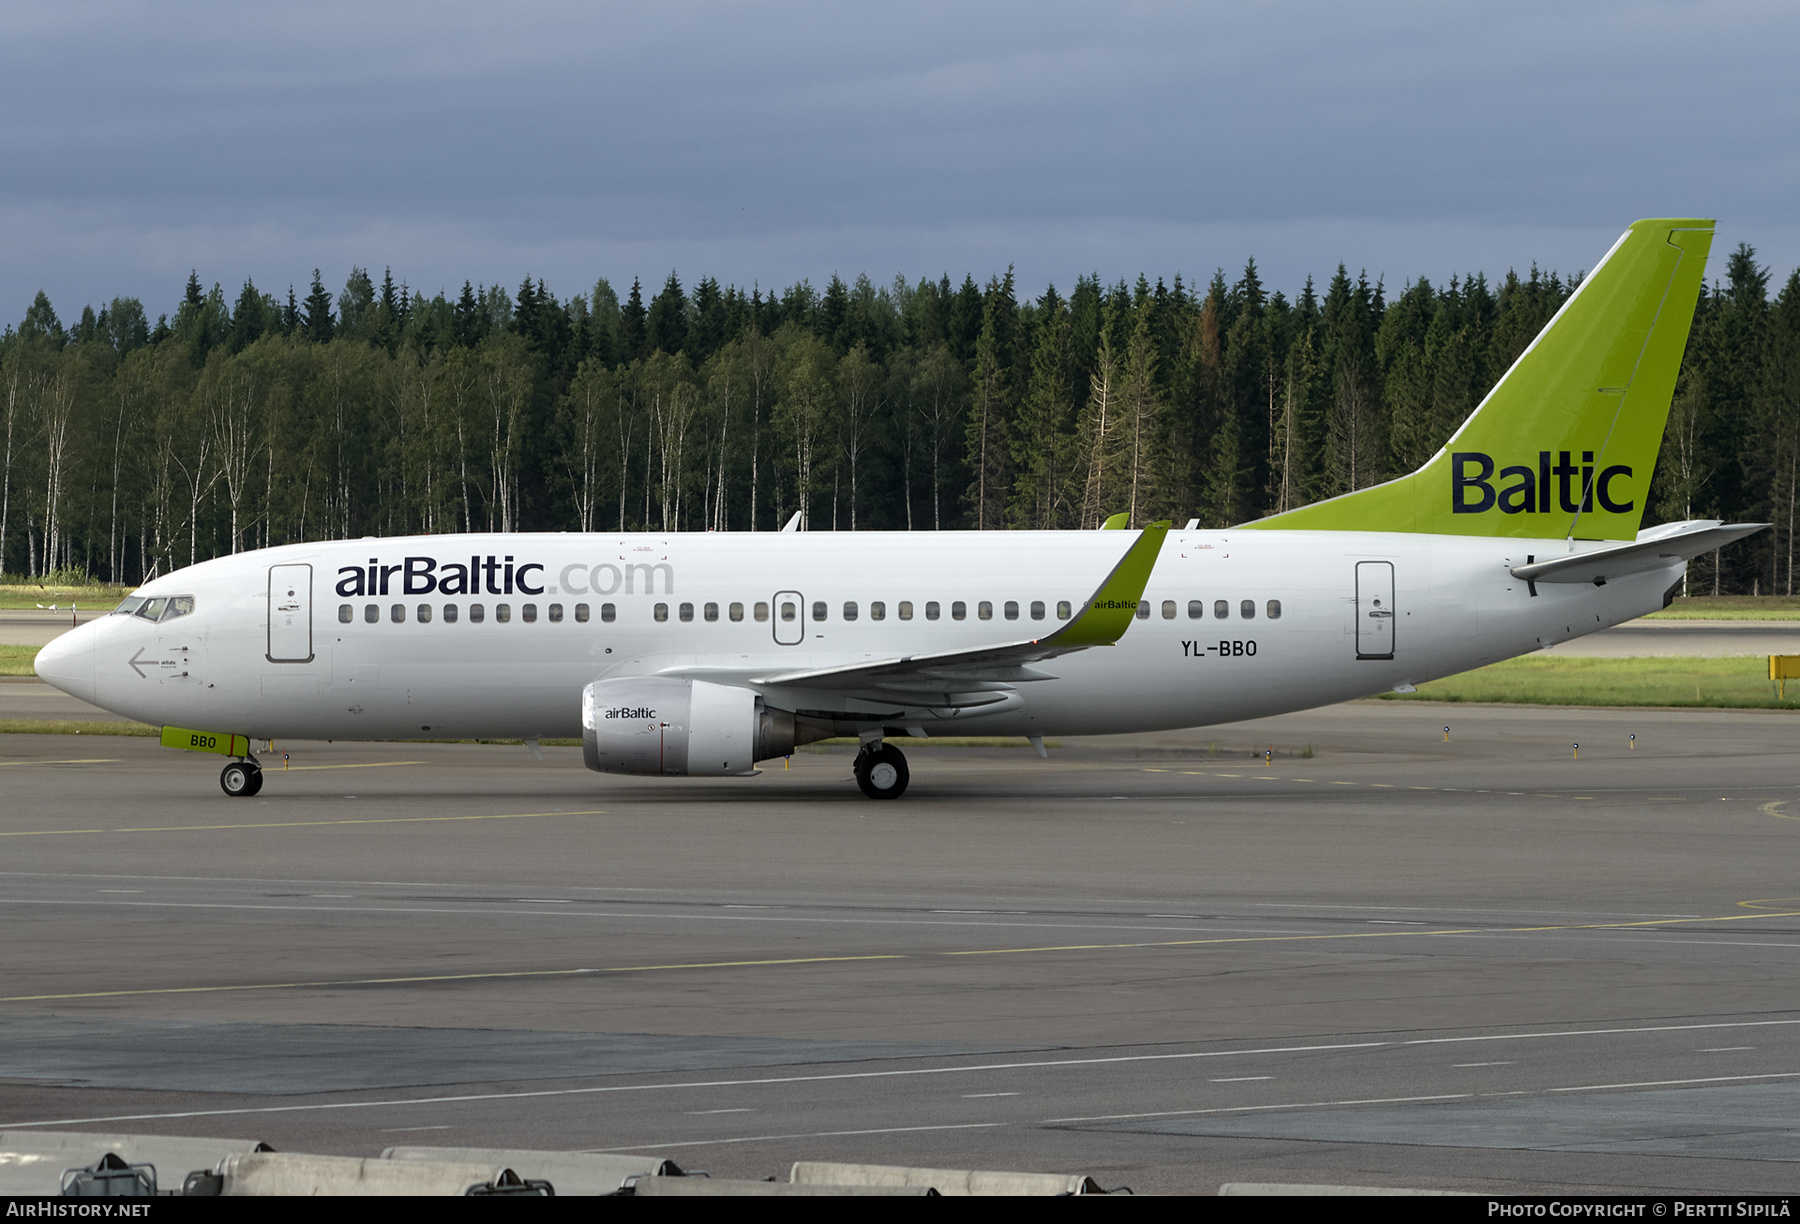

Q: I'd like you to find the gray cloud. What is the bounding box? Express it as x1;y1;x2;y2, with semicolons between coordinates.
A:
3;1;1796;316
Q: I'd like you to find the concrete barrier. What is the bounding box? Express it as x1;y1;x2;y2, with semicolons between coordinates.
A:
381;1145;684;1195
789;1160;1111;1195
635;1176;935;1196
207;1151;539;1196
1220;1183;1470;1195
0;1130;267;1196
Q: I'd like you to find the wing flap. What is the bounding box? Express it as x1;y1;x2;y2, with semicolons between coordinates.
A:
749;521;1170;695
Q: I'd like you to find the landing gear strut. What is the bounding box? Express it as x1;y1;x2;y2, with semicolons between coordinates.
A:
854;741;909;800
220;757;263;798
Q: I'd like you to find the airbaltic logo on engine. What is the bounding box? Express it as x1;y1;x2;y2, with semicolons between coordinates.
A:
1451;451;1635;515
335;555;675;598
604;707;656;719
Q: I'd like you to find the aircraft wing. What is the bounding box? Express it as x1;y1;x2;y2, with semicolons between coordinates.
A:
1509;520;1766;585
709;522;1169;706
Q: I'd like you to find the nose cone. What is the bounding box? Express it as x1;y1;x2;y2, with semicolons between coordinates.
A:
35;623;98;705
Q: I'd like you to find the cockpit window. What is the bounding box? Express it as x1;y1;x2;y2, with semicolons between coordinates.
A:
131;595;195;623
112;596;147;616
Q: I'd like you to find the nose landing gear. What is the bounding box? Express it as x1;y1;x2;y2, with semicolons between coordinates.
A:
854;741;910;800
220;757;264;797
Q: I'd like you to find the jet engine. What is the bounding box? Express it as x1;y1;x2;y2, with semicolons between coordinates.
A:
581;677;817;776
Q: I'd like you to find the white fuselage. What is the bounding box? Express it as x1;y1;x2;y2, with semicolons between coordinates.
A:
37;529;1680;745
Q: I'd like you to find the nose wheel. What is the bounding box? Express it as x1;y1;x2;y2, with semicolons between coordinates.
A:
220;759;263;798
854;742;909;800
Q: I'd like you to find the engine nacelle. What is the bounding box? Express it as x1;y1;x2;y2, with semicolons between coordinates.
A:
582;677;800;776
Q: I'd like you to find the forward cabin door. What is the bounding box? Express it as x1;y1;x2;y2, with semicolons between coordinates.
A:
772;590;805;645
267;564;314;663
1355;561;1395;660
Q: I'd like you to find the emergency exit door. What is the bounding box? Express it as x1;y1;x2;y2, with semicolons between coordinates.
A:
772;590;805;645
267;564;314;663
1356;561;1395;660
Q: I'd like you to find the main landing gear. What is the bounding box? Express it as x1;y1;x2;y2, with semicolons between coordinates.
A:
854;741;909;800
220;756;264;798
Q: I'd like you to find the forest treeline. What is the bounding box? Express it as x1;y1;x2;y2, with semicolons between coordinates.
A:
2;245;1797;593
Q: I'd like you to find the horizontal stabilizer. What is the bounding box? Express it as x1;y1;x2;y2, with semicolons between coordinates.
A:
1509;521;1766;585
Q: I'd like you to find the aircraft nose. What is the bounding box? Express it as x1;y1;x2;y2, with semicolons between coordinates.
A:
35;623;98;705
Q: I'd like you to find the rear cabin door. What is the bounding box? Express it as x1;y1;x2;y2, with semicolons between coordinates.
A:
1355;561;1395;660
267;564;314;663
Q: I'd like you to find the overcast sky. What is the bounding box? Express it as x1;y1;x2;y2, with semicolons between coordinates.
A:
3;1;1796;321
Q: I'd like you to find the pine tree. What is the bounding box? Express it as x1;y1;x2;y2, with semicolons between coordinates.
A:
303;270;335;344
621;278;648;362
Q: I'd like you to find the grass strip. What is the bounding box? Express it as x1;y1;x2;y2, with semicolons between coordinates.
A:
0;584;126;611
0;720;159;736
0;645;40;676
1380;654;1800;708
1645;596;1800;620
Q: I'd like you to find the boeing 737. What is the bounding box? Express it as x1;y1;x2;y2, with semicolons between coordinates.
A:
33;219;1762;799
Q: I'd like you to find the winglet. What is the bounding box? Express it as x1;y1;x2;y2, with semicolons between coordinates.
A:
1045;521;1170;647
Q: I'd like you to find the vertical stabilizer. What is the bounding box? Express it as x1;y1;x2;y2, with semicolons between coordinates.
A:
1245;218;1714;541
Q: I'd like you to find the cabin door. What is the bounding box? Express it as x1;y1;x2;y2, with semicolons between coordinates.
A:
772;590;805;645
1355;561;1395;660
267;564;314;663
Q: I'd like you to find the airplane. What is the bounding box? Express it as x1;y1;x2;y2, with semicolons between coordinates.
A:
33;218;1763;800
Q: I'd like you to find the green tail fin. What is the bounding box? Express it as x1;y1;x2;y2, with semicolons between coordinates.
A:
1246;218;1714;541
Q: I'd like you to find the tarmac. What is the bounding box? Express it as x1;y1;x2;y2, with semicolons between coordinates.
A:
3;697;1800;1194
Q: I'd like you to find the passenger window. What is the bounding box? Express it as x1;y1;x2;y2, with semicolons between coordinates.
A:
843;601;858;621
1135;602;1150;620
1003;601;1019;620
1030;600;1045;620
780;601;795;622
678;602;694;623
899;601;913;621
601;603;616;623
1214;599;1229;619
978;601;992;620
754;602;769;622
470;603;485;623
522;603;537;623
1267;600;1282;620
417;604;433;624
812;601;827;622
870;601;885;621
1188;600;1204;619
444;603;459;623
338;604;353;624
925;601;940;621
654;603;669;622
574;603;588;622
1162;600;1176;620
1057;600;1071;619
1240;599;1255;619
496;603;512;623
364;604;379;624
704;602;718;622
730;602;745;622
951;601;966;621
548;603;563;622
